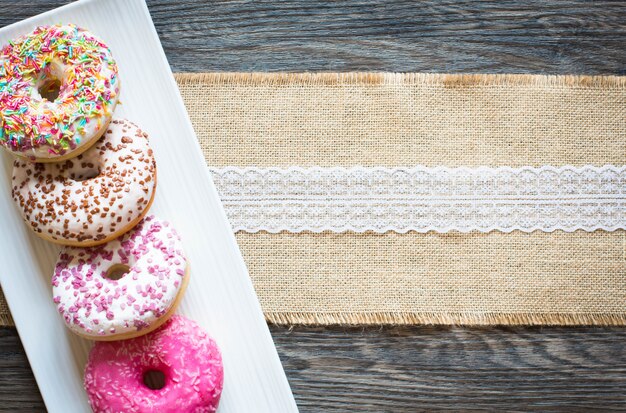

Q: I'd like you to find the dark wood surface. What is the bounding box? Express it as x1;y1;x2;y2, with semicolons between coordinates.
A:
1;0;625;74
3;325;626;412
1;1;626;412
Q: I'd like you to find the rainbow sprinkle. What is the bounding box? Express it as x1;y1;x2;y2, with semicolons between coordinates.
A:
0;24;119;157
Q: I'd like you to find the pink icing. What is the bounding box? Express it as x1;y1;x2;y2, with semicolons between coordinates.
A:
84;315;224;413
52;215;186;338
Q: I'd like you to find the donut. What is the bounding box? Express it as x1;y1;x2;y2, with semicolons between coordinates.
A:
0;24;119;161
11;118;156;246
84;315;223;413
52;215;188;340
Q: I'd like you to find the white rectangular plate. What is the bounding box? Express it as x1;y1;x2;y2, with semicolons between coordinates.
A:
0;0;297;411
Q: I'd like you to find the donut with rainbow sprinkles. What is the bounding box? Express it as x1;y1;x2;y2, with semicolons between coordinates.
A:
0;24;119;161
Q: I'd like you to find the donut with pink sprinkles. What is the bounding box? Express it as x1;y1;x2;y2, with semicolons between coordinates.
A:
85;315;223;413
52;215;188;340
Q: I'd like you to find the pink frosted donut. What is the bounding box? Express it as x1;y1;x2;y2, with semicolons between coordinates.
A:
52;215;188;340
85;315;224;413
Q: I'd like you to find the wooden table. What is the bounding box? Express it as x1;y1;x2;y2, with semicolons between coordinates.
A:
1;1;625;411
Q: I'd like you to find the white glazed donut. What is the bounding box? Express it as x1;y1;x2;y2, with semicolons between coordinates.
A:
11;118;156;247
0;24;120;161
52;215;189;340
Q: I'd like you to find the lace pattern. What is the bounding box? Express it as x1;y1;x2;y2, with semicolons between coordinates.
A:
210;166;626;233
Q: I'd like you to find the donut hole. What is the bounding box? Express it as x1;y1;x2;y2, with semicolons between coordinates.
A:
34;63;65;102
143;370;166;390
104;264;130;281
69;166;101;182
38;77;62;101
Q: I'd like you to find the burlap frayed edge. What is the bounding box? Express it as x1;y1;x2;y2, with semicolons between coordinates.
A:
2;313;624;328
264;312;626;326
0;313;14;327
174;72;626;88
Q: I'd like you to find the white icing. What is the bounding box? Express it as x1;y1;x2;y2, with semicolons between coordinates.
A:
52;215;187;338
1;24;120;159
28;59;118;160
11;118;156;245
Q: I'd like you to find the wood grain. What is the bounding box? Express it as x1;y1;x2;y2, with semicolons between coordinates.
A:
277;326;626;411
2;326;626;411
1;1;626;411
0;328;44;411
0;1;625;73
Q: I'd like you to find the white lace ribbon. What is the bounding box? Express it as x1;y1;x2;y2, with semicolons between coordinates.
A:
210;166;626;233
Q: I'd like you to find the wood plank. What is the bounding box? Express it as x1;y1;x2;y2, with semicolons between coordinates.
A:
274;326;626;411
0;328;45;412
0;1;624;73
2;326;626;411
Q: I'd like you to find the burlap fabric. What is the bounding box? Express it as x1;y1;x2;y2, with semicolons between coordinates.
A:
1;73;624;326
